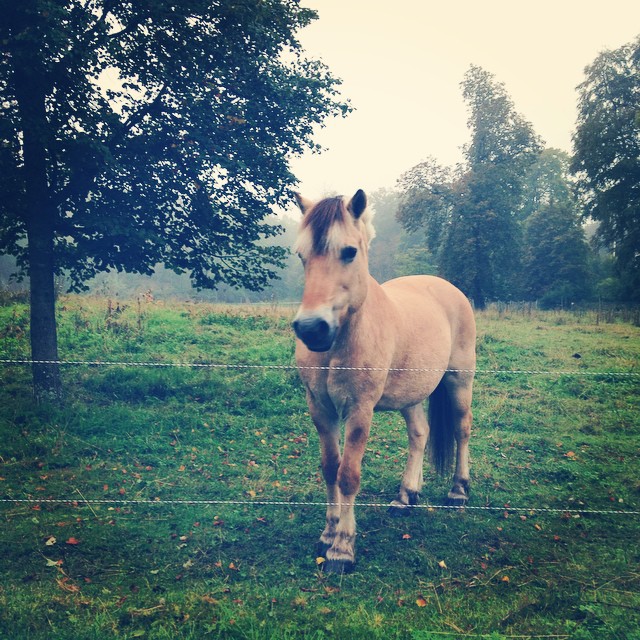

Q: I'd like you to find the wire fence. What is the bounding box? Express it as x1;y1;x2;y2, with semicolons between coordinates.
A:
2;356;639;518
2;496;639;517
2;357;639;377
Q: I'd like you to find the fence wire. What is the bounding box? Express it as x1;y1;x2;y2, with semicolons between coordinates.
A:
1;356;638;518
1;357;639;377
1;497;638;517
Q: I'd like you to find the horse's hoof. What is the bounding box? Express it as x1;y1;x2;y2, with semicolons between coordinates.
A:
446;496;468;508
388;504;412;518
322;558;356;574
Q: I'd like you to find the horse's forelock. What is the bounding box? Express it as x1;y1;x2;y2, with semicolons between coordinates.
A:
294;196;375;257
303;197;346;255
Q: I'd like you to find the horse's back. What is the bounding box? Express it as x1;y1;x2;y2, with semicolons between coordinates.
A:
381;275;476;365
382;275;473;321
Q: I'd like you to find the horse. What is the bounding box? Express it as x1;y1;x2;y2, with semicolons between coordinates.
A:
292;189;476;574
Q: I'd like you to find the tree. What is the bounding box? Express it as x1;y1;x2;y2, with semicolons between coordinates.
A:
0;0;349;397
521;148;574;221
521;150;593;306
571;36;640;302
522;201;592;306
366;188;403;283
397;66;542;307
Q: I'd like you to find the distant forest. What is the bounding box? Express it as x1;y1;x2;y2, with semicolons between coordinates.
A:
0;184;620;308
1;17;638;310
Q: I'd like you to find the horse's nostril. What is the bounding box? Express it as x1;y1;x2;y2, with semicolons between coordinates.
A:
293;315;335;351
316;319;329;335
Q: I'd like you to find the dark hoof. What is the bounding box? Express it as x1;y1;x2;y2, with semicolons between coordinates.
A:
446;496;468;507
388;504;413;518
323;558;356;574
316;541;332;558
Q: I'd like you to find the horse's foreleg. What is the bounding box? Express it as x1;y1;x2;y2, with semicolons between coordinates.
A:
444;373;473;504
317;426;341;556
308;401;341;557
389;403;428;516
323;407;372;574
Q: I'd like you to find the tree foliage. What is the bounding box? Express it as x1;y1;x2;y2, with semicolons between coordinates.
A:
1;0;348;290
0;0;349;395
521;150;592;305
397;66;542;307
571;36;640;301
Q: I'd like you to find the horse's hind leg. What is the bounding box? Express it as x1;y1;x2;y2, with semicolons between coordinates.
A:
443;372;474;504
389;403;428;516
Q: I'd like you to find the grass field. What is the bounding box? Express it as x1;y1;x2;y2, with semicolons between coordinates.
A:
0;297;639;639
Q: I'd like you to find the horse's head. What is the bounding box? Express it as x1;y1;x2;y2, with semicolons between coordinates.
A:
292;189;376;352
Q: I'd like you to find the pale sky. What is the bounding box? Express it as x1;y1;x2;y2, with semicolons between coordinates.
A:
289;1;640;203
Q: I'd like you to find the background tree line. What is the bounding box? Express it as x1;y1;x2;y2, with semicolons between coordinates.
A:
5;38;635;311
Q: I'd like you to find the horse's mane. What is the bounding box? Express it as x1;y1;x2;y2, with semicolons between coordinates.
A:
294;195;376;256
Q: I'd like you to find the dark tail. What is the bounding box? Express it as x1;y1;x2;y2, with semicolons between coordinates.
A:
428;379;454;476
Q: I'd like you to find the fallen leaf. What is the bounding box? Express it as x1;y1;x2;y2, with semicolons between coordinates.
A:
45;557;63;567
402;534;412;540
56;578;80;593
501;575;510;583
66;537;80;545
45;536;57;546
416;596;428;607
315;557;326;565
438;560;447;569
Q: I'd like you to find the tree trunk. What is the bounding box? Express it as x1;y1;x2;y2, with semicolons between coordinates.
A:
14;60;61;400
27;211;61;400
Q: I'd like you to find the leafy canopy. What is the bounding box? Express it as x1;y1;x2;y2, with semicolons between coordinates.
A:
397;66;542;306
0;0;349;291
571;36;640;300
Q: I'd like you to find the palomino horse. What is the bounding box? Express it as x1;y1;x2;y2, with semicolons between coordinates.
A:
292;189;476;574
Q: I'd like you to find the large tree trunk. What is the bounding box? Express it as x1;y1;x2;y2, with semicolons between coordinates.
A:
26;209;61;400
14;60;61;400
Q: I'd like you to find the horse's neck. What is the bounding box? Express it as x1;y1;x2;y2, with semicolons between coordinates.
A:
338;275;392;348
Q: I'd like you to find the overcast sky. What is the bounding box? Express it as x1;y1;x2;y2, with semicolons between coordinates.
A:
288;1;640;204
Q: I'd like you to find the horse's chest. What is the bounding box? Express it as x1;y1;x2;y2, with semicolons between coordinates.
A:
302;367;385;419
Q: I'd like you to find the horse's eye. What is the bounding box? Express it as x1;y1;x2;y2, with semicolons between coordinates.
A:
340;246;357;263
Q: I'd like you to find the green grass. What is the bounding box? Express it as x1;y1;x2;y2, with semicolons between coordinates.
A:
1;298;639;639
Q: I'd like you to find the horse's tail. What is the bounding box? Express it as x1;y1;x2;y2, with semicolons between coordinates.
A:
428;378;454;476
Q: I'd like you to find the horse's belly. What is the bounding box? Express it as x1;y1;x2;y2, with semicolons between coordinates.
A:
374;370;444;411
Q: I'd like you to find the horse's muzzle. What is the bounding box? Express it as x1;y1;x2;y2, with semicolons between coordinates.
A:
292;315;337;352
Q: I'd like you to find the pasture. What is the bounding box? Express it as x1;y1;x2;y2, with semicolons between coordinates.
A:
0;297;639;639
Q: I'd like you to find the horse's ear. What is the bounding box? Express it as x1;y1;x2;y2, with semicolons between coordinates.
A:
294;192;314;215
347;189;367;219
